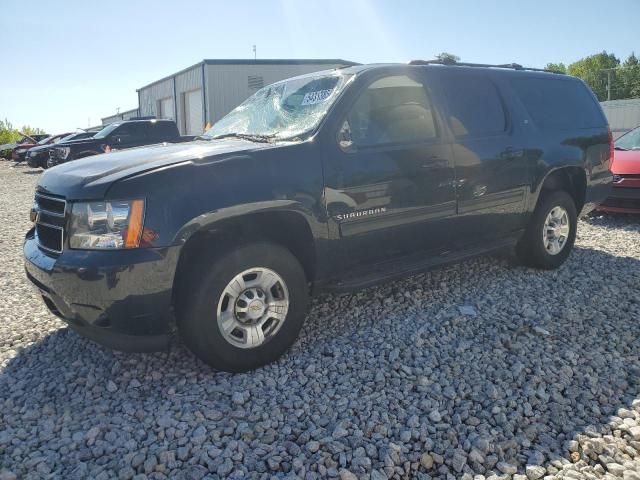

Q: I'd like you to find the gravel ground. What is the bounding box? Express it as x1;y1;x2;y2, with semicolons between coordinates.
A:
1;161;640;480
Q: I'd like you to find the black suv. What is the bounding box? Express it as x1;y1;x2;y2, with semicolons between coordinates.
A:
27;131;97;169
25;62;613;372
47;119;187;168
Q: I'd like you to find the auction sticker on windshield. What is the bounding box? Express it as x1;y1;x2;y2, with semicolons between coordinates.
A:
301;89;333;106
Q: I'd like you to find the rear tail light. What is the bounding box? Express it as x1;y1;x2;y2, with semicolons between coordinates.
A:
608;128;614;170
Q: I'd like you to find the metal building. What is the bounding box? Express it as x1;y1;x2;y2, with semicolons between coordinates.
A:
136;59;355;135
101;108;140;126
601;99;640;137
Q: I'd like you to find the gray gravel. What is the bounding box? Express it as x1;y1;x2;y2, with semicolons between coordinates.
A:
1;161;640;479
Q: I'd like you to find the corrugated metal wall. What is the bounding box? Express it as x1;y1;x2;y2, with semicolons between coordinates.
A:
136;62;347;134
139;79;173;119
206;63;343;124
101;108;140;125
175;64;204;134
601;99;640;137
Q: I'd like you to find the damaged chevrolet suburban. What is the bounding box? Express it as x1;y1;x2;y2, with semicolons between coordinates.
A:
24;61;613;372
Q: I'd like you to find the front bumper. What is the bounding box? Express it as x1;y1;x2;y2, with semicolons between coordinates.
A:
596;177;640;214
27;152;45;168
24;228;181;352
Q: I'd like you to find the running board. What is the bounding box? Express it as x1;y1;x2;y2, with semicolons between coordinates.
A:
321;236;519;293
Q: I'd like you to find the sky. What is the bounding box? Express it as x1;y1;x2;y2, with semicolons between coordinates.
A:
1;0;638;133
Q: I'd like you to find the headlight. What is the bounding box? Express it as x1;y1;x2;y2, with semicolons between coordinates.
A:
57;147;70;159
69;199;145;249
16;148;27;154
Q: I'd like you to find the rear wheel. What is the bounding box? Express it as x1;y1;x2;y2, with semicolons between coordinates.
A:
516;190;577;269
178;242;309;372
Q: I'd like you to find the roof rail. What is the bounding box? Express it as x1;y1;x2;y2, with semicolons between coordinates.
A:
408;59;563;74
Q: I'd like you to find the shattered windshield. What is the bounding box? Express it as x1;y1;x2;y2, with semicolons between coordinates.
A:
203;73;351;141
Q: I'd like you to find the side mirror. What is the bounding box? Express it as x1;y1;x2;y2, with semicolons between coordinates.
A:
337;120;355;152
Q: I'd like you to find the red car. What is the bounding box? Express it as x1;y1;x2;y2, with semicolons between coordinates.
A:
598;126;640;213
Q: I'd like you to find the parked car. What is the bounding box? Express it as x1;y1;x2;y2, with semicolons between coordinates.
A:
25;62;613;372
47;119;191;168
0;133;48;160
27;131;97;169
596;125;640;213
12;134;62;162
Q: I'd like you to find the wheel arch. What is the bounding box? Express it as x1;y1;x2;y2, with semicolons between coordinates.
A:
533;166;587;214
172;207;319;310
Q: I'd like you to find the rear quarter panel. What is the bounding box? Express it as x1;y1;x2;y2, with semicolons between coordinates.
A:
508;75;612;215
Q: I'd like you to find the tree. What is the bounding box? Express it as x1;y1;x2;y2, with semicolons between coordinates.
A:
566;51;620;101
545;62;566;74
435;52;460;64
20;125;46;136
619;52;640;99
0;119;20;145
0;119;46;150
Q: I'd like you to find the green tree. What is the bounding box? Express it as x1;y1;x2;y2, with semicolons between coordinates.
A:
0;119;20;145
545;62;566;74
435;52;460;64
566;51;620;101
20;125;46;136
619;52;640;98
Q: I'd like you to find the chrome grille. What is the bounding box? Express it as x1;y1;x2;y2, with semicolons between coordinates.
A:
34;193;66;253
35;193;66;216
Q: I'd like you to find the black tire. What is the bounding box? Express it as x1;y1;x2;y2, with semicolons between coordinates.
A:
516;190;577;269
177;242;309;372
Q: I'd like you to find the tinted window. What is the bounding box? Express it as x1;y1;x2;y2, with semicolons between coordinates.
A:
510;77;606;130
114;124;136;136
149;122;177;139
346;75;438;147
94;123;120;139
442;75;506;137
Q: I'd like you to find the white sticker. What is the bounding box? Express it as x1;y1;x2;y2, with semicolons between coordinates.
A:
301;89;333;106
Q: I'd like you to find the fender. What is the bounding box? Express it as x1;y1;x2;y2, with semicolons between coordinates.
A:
173;199;317;245
172;199;330;282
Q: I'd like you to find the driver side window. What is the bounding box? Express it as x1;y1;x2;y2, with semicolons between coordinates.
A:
346;75;437;147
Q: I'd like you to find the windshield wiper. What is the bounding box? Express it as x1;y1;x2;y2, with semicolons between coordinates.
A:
614;146;629;151
208;133;277;143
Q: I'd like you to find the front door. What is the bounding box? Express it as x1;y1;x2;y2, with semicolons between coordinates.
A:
322;71;457;270
430;69;531;247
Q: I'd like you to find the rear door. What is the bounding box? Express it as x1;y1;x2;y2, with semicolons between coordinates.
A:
431;69;531;246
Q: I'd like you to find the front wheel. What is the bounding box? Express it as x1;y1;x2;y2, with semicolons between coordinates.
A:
178;242;309;372
516;190;577;270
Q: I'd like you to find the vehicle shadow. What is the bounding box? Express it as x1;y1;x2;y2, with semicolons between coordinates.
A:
1;245;639;477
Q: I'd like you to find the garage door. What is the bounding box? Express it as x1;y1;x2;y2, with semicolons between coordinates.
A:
184;89;203;135
159;97;174;120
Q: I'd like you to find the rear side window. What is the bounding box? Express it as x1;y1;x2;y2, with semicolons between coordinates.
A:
510;77;606;130
441;75;507;137
151;122;177;139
